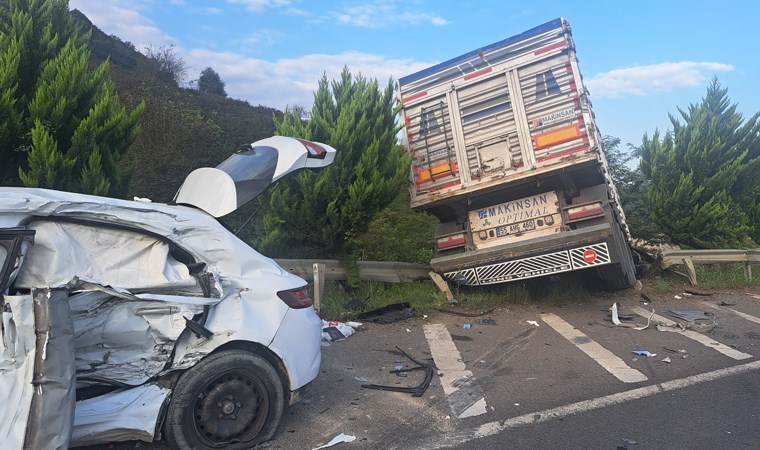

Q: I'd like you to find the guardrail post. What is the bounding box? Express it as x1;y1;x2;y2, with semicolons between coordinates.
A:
746;262;753;282
313;263;325;313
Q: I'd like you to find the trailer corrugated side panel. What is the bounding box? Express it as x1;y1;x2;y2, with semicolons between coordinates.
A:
398;18;602;210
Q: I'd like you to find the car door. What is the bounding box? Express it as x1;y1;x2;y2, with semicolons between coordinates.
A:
0;228;76;449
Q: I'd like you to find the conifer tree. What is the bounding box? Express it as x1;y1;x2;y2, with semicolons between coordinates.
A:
259;67;408;257
0;0;144;196
639;78;760;248
197;67;227;97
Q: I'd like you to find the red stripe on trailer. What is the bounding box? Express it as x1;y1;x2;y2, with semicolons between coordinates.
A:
534;42;565;56
428;180;461;192
402;91;428;103
565;62;573;74
464;67;493;81
573;97;580;110
536;145;590;163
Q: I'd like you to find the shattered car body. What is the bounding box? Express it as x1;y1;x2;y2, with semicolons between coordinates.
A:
0;136;336;449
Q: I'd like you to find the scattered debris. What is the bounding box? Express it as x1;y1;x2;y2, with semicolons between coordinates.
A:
463;323;472;329
353;377;368;383
610;303;652;330
661;357;672;363
719;301;736;306
657;323;687;333
321;320;358;341
313;433;357;450
406;328;411;333
358;302;414;324
682;292;693;296
361;347;434;397
674;295;682;300
526;320;540;327
478;318;496;325
684;289;712;296
632;350;656;358
667;309;712;323
640;293;652;303
435;307;495;317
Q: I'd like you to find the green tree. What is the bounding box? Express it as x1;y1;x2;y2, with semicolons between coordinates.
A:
197;67;227;97
601;136;659;242
639;78;760;248
0;0;144;196
259;67;408;257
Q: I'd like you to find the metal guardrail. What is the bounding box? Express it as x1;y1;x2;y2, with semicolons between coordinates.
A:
275;259;432;283
660;249;760;285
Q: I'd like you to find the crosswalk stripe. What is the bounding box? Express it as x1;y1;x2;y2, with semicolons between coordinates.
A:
700;301;760;325
423;323;489;418
540;313;647;383
629;306;753;360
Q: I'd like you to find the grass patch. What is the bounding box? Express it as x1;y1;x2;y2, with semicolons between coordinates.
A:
314;273;597;320
644;263;760;292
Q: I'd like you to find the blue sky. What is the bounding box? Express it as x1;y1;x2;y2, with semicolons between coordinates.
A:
69;0;758;149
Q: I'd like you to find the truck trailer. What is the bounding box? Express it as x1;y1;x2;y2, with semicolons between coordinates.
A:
397;18;636;289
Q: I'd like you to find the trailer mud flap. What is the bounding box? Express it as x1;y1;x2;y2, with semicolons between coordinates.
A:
444;242;610;285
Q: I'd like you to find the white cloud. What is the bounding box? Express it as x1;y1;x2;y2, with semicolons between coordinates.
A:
70;0;177;49
587;61;734;99
224;0;292;12
184;49;435;109
334;1;449;28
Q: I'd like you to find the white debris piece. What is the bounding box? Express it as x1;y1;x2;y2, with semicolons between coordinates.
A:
313;433;357;450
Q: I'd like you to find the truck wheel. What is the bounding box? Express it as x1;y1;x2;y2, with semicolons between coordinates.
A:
164;350;285;449
595;224;636;290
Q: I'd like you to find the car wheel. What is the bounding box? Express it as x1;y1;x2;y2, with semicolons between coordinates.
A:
164;350;285;449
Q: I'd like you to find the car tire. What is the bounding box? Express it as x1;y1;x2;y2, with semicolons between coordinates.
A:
164;350;285;449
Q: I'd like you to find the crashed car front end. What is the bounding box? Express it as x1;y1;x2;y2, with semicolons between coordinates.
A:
1;135;337;448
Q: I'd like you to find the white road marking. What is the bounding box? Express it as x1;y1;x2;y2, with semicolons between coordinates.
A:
700;300;760;325
403;360;760;450
630;306;753;360
540;313;648;383
423;323;488;418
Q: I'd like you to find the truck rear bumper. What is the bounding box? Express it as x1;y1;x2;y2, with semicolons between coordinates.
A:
432;223;613;285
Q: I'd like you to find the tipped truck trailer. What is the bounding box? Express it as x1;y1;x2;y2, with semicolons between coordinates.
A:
397;18;636;289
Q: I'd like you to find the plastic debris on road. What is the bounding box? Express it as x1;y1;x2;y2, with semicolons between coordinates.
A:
661;357;672;363
313;433;357;450
610;303;652;330
463;323;472;329
667;309;712;323
632;350;656;357
526;320;539;327
353;377;368;383
321;320;358;341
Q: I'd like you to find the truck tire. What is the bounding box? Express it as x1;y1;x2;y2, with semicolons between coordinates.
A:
595;223;636;290
164;350;285;449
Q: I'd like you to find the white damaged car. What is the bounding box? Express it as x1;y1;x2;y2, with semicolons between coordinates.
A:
0;136;336;449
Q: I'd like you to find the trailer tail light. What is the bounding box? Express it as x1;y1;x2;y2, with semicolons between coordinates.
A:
277;287;313;309
436;233;466;250
297;138;328;159
567;202;604;221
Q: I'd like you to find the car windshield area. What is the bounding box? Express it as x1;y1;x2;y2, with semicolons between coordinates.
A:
216;145;278;207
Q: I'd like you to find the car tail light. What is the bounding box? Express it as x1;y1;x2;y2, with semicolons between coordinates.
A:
567;202;604;221
436;233;466;249
277;287;313;309
297;138;328;159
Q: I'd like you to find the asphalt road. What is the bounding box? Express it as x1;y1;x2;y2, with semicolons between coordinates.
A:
79;283;760;449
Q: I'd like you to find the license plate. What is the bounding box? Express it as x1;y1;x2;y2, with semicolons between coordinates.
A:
496;219;535;237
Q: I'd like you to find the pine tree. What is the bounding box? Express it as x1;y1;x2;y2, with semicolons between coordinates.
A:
259;67;408;257
0;0;144;196
197;67;227;97
639;78;760;248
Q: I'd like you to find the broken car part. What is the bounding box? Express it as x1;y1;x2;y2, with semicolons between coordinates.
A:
361;347;434;397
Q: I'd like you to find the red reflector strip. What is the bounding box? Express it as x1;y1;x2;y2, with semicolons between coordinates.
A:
402;91;428;103
536;145;589;163
534;42;565;56
437;235;466;249
463;67;493;81
568;205;604;220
